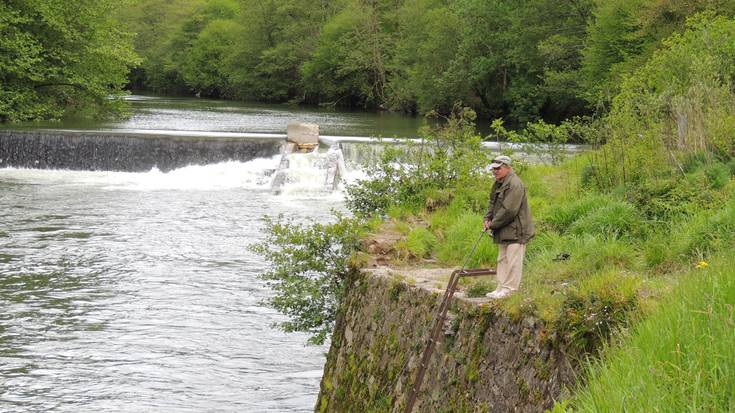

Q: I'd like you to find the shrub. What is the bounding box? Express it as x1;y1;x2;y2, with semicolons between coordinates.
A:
249;213;364;345
465;279;495;298
586;13;735;189
624;169;730;221
554;271;640;353
345;106;491;218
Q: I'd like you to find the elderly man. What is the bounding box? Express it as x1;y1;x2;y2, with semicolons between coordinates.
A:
483;155;535;299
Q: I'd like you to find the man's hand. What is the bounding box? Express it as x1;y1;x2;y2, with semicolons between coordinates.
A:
483;219;491;232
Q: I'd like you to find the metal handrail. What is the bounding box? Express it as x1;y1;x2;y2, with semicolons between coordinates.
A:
403;231;496;413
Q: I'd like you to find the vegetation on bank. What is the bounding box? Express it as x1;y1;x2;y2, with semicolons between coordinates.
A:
0;0;138;122
115;0;735;124
553;254;735;412
6;0;735;125
251;13;735;409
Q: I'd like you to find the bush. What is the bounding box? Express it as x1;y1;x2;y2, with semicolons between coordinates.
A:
465;279;495;298
586;14;735;189
344;106;491;218
404;227;437;259
554;271;640;353
249;213;364;345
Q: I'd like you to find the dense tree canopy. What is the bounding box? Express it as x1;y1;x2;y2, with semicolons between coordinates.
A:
0;0;138;122
116;0;735;123
5;0;735;123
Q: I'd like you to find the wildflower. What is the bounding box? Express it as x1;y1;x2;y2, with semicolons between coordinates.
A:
695;260;709;269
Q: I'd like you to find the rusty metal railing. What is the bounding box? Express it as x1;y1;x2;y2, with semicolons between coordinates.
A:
403;230;495;413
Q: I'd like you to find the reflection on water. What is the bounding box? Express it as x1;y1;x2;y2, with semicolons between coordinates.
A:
0;165;343;412
3;95;427;138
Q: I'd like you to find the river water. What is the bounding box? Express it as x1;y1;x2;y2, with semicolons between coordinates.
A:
0;96;416;412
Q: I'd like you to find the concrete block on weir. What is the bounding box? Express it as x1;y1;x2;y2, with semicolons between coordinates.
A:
287;123;319;147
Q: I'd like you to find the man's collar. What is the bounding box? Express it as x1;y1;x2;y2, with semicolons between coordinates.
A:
496;170;515;184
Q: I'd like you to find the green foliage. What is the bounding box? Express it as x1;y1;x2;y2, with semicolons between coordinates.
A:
704;161;730;189
465;279;495;298
581;0;735;107
181;18;238;97
675;201;735;261
568;201;644;240
562;256;735;412
115;0;599;122
623;170;730;222
543;193;612;232
490;116;599;165
727;158;735;176
345;107;491;217
1;0;139;121
570;236;639;275
301;1;385;108
587;13;735;189
249;213;365;345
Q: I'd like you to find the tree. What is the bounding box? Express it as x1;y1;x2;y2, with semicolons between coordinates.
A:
116;0;205;94
301;0;394;108
581;0;735;109
1;0;138;122
225;0;333;102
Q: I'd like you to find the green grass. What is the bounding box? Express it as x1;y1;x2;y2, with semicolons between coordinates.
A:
435;213;497;268
556;254;735;412
377;155;733;360
404;227;437;258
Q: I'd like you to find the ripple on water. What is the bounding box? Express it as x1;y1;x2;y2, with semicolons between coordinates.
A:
0;169;338;412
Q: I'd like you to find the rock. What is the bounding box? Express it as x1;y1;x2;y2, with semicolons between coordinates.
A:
287;122;319;146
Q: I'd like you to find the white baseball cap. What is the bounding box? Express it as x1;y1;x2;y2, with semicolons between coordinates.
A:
490;155;512;169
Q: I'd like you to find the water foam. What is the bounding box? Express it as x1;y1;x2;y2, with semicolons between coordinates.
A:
0;147;368;197
0;156;281;192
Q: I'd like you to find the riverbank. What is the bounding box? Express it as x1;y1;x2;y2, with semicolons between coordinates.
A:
313;149;735;411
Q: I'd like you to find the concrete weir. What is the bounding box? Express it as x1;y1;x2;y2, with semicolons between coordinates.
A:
0;129;283;172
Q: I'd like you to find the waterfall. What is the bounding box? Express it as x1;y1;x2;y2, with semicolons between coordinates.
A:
270;145;350;194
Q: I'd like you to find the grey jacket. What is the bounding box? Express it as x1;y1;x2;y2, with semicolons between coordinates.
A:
485;171;535;244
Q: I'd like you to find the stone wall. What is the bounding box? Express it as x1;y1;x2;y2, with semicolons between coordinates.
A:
0;130;282;172
317;270;579;413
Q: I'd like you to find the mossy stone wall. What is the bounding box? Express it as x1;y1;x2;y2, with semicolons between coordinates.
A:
317;271;579;412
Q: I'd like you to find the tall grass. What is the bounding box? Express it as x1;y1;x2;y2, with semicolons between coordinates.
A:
435;213;497;268
558;255;735;412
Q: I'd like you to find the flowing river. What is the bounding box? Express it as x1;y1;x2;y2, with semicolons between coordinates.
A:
0;96;421;412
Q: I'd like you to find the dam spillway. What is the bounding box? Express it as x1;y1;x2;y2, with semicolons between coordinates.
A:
0;129;284;172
